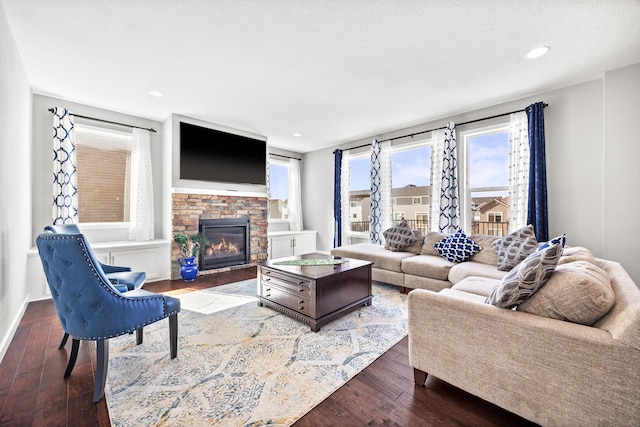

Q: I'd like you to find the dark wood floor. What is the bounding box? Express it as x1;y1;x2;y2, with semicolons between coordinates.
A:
0;267;536;426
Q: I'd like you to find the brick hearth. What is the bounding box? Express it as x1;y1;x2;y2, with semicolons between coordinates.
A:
171;193;268;280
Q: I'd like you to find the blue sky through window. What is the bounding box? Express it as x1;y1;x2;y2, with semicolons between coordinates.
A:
269;163;288;200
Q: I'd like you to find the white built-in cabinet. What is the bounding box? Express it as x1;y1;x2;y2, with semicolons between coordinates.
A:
268;230;317;259
91;240;169;281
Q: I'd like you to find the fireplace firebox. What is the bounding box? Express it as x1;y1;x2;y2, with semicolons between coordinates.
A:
199;218;250;270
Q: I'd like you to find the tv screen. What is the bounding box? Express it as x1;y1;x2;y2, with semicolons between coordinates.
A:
179;122;266;185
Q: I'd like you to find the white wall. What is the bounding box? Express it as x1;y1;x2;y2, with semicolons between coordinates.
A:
303;64;640;284
0;3;33;361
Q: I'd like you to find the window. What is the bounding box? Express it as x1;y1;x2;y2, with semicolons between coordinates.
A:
268;161;289;220
75;124;132;223
343;142;433;240
347;155;370;233
461;124;510;236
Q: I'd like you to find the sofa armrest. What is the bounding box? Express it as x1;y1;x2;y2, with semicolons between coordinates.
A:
407;288;640;426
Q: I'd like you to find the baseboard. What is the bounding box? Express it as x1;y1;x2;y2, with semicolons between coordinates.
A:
0;295;30;364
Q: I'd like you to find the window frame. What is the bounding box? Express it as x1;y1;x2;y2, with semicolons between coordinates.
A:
459;122;510;232
267;158;291;223
73;122;134;226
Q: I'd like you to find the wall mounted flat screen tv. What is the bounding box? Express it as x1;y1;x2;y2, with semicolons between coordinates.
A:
179;122;266;185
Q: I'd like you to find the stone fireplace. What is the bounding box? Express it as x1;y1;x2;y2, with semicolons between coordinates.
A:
171;192;268;280
199;218;249;270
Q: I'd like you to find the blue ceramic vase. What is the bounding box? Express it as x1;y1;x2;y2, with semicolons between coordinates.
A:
179;256;198;282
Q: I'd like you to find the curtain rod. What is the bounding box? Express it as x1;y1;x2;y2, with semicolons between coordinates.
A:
48;108;157;133
269;152;301;161
340;102;548;152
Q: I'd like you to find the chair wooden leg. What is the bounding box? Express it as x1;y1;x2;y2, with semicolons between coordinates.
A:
136;328;143;345
169;314;178;359
64;339;80;378
59;332;70;349
93;339;109;403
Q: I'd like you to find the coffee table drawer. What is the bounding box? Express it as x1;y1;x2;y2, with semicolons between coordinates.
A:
261;268;311;294
261;285;310;314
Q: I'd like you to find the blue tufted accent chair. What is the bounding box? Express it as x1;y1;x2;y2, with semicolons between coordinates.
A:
36;231;180;403
44;224;147;348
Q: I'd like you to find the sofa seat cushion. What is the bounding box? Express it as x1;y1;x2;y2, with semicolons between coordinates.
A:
401;255;454;281
438;288;488;304
517;260;615;325
330;243;414;273
448;261;508;285
451;276;500;297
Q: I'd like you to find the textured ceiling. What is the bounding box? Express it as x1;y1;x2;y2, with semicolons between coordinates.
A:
3;0;640;152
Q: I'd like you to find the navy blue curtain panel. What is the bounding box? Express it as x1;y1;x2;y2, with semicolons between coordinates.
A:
333;150;343;247
526;102;549;242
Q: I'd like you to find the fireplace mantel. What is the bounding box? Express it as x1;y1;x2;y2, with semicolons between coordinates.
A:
172;187;267;198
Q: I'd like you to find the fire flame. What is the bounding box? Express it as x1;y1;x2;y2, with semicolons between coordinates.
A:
205;237;239;256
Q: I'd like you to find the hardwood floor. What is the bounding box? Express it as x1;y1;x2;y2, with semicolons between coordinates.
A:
0;267;536;426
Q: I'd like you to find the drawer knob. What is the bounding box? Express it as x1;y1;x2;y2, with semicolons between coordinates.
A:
264;278;271;282
299;300;304;304
299;306;304;310
265;288;271;292
266;293;271;297
298;288;305;293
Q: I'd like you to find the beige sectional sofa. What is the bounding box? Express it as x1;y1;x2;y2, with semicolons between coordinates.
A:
333;229;640;425
408;257;640;426
330;231;508;293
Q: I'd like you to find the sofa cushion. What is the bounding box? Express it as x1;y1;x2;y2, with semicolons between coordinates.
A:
558;246;596;265
433;229;482;263
495;225;538;271
395;229;423;255
517;261;615;325
421;231;449;256
401;254;454;281
485;235;564;308
449;261;508;285
469;234;499;266
383;220;417;251
451;276;500;297
330;243;413;273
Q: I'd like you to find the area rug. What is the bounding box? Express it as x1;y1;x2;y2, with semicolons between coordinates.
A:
105;279;408;426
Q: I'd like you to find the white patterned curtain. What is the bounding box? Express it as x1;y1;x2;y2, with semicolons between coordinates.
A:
288;158;303;231
508;112;530;232
128;128;154;240
340;150;351;244
429;129;444;232
52;107;78;224
438;122;460;232
369;139;392;244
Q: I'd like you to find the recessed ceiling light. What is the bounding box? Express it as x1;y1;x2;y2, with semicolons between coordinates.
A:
148;90;163;97
293;133;302;137
526;46;550;59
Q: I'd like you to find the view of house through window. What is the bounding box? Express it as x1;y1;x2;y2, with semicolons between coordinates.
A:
347;142;432;237
464;126;510;236
268;161;289;220
75;124;133;223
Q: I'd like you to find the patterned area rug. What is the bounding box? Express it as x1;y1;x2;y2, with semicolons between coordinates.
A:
105;280;408;426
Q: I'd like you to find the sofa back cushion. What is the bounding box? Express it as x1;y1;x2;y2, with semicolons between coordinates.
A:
421;232;449;256
517;261;615;325
469;234;499;266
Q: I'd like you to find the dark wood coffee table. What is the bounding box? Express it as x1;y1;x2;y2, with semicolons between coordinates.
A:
257;253;373;332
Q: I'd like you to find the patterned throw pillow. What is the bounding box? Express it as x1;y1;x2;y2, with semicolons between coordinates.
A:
383;220;418;251
495;225;538;271
485;235;565;308
433;229;482;263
